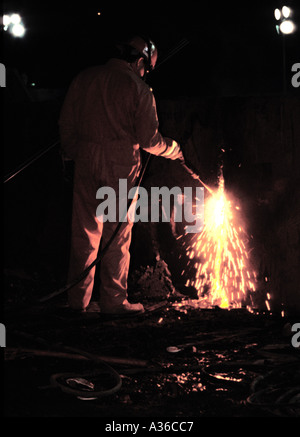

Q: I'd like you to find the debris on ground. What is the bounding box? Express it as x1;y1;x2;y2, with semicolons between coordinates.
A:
4;268;300;418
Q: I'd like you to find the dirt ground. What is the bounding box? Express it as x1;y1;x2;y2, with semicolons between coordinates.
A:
3;266;300;419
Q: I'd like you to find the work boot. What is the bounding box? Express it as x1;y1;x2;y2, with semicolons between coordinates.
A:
100;299;145;316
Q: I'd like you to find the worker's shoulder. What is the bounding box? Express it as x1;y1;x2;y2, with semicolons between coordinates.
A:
74;65;105;82
120;68;153;98
106;60;153;98
71;60;152;97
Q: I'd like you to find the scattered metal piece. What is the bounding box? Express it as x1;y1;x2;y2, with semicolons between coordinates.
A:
166;346;182;353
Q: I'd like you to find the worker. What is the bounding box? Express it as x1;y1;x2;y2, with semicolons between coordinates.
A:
59;35;184;315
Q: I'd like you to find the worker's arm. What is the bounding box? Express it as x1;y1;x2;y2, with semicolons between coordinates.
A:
135;88;184;161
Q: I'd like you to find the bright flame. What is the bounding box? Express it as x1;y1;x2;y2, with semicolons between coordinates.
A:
178;169;257;310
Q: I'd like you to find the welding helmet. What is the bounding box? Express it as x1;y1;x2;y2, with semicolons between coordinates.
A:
127;35;158;73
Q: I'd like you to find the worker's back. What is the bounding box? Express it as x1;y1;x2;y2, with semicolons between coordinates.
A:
59;58;148;168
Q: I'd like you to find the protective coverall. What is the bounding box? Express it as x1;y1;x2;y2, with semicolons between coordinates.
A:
59;58;183;312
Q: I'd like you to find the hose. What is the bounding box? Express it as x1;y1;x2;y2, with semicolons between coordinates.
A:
50;345;123;399
3;135;152;303
3;139;60;184
50;370;122;399
246;361;300;412
39;153;152;303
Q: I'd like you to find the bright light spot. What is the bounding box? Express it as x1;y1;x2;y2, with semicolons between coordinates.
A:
265;300;271;312
274;8;281;20
3;14;11;26
10;13;21;24
282;6;291;18
3;13;25;36
97;12;101;15
11;23;25;37
279;19;295;34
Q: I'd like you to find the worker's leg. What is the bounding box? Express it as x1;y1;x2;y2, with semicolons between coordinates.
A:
98;185;144;315
67;166;103;311
98;218;133;311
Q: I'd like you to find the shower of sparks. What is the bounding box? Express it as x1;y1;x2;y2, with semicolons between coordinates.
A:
177;169;258;311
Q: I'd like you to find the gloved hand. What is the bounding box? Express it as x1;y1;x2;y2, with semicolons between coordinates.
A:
162;138;185;161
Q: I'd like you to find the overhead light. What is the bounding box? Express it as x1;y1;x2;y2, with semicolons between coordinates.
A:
11;23;25;37
10;13;21;24
274;8;281;21
274;7;295;35
279;19;295;34
282;6;291;18
3;14;11;26
2;13;26;37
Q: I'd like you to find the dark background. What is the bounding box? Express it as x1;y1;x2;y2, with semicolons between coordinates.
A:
2;0;300;96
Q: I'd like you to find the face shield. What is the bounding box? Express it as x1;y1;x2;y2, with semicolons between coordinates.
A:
127;36;158;81
141;40;158;74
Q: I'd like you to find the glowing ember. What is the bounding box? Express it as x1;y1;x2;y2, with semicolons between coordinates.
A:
178;169;257;310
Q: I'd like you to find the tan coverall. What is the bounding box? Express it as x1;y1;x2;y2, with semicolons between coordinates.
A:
59;58;182;311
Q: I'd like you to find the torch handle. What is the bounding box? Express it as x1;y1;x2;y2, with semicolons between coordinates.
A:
180;161;214;195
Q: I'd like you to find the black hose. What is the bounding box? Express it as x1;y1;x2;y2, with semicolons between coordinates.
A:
3;139;151;304
50;370;122;399
50;346;123;398
3;139;60;184
39;153;152;303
